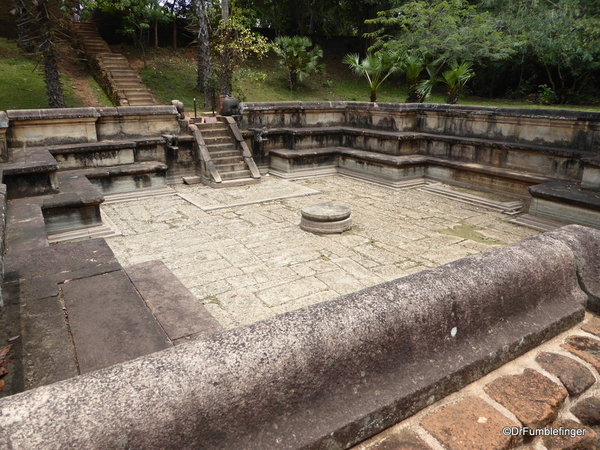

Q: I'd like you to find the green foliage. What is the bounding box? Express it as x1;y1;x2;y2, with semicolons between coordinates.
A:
366;0;517;66
212;16;270;95
486;0;600;103
538;84;556;105
274;36;324;91
343;49;402;102
418;60;474;104
81;0;167;61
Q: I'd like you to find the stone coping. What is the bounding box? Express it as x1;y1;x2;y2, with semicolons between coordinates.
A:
96;105;178;117
249;125;596;159
240;101;600;121
6;108;101;121
0;112;8;128
2;106;178;122
0;225;598;449
529;180;600;211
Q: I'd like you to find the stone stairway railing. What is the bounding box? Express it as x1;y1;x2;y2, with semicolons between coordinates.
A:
72;21;158;107
189;118;260;187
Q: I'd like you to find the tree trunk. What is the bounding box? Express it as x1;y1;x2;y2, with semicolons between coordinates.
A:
370;89;377;102
195;0;213;106
12;0;36;53
39;1;66;108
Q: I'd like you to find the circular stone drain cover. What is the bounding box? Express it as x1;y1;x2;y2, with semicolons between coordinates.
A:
300;203;352;234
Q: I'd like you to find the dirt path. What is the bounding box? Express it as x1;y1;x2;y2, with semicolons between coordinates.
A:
58;44;108;107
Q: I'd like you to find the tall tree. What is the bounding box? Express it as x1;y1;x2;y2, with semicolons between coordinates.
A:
365;0;517;66
194;0;214;106
11;0;66;107
212;16;269;95
480;0;600;103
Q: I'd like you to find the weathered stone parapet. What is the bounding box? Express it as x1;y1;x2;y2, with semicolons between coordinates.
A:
240;102;600;151
96;105;180;140
0;112;8;162
6;108;101;146
0;225;597;450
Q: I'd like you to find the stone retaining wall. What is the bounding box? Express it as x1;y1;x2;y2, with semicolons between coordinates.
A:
240;102;600;151
0;225;599;449
4;106;180;147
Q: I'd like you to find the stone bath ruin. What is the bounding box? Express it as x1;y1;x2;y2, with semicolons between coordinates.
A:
0;102;600;448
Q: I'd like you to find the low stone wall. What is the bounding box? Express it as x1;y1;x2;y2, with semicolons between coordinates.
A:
240;102;600;151
0;225;598;450
4;106;180;147
0;184;6;307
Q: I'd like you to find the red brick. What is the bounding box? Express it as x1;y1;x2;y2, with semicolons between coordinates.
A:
562;335;600;373
420;396;519;450
484;369;568;429
535;352;596;396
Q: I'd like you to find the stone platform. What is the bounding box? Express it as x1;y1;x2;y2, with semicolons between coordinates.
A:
300;202;353;234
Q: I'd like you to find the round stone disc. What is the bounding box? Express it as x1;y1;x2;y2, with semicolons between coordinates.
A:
301;203;351;222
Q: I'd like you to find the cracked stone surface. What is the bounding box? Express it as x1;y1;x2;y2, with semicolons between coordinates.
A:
101;176;539;329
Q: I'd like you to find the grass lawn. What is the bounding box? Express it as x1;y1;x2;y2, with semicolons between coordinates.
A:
0;38;111;111
135;45;600;114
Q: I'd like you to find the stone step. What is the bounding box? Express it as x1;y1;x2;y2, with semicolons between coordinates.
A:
203;136;232;145
125;260;223;345
221;169;252;180
508;214;573;232
208;150;240;159
421;183;523;214
215;162;248;172
196;123;228;132
207;143;237;152
211;155;244;165
62;269;172;374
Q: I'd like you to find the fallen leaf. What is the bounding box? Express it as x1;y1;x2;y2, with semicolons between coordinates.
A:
8;335;20;342
0;356;14;368
0;345;12;359
0;379;4;391
0;367;7;376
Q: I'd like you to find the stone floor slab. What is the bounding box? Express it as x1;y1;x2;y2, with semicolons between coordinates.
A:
62;269;172;373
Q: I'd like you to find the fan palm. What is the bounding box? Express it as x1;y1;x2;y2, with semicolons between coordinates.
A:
274;36;323;91
343;50;402;102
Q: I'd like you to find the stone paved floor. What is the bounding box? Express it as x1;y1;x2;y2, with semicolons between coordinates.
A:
101;175;539;330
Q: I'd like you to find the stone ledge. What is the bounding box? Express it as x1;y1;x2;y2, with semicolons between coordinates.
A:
529;180;600;211
0;226;594;449
6;108;101;121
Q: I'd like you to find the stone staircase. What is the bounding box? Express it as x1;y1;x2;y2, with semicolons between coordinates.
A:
194;121;261;187
72;21;158;106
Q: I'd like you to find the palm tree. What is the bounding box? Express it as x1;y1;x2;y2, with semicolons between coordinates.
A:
274;36;323;91
343;50;401;102
442;61;475;104
417;61;474;104
403;55;426;103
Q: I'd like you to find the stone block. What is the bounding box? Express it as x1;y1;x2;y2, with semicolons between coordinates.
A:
6;108;99;146
124;260;222;343
535;352;595;396
562;335;600;372
61;269;172;373
484;369;568;429
571;397;600;426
